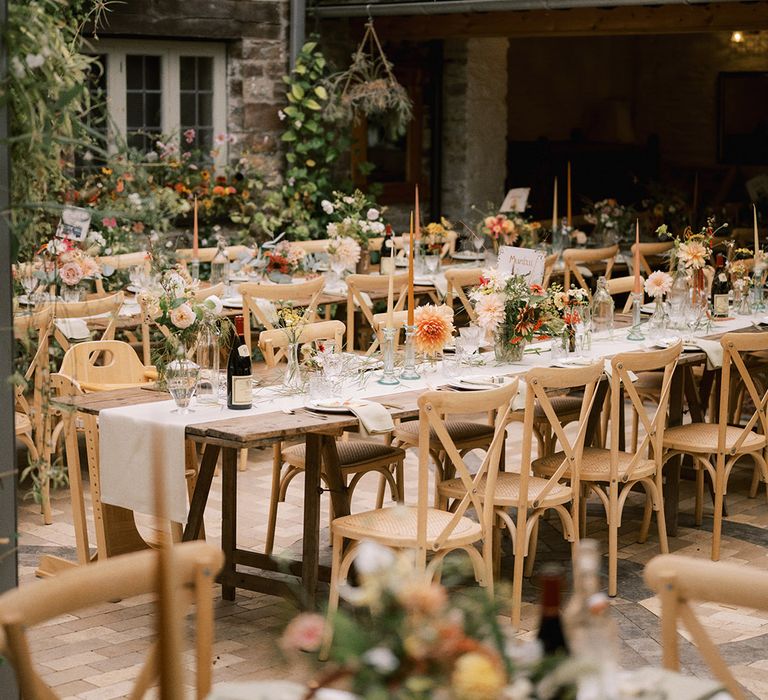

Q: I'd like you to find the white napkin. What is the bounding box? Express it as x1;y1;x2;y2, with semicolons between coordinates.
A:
119;302;142;317
690;338;723;370
55;318;91;340
346;400;394;436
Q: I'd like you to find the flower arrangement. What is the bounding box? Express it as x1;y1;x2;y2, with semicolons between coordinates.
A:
472;272;560;346
266;241;307;276
475;208;541;252
281;542;585;700
324;190;386;247
551;286;590;326
583;199;635;243
138;267;223;349
273;304;307;344
656;217;726;271
34;234;103;292
327;235;362;270
423;219;451;254
480;214;518;245
644;271;673;299
413;304;454;355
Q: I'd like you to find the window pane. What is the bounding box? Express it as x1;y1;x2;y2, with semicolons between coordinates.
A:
180;56;195;90
197;57;213;91
197;128;213;152
144;55;161;90
179;55;215;154
180;93;196;125
197;93;212;127
145;93;162;128
126;55;143;90
126;93;144;129
126;54;162;149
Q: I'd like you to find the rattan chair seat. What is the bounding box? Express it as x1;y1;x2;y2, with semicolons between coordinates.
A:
282;440;404;470
532;447;657;482
438;472;571;507
331;505;483;547
663;423;766;453
393;419;494;447
532;395;584;419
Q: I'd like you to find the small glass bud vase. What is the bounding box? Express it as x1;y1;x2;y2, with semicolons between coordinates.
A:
646;297;668;340
283;342;303;392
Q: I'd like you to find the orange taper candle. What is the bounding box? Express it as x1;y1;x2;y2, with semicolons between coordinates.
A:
414;184;421;240
407;211;415;326
633;219;642;294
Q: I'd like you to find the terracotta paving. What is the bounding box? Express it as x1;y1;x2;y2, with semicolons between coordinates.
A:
13;419;768;699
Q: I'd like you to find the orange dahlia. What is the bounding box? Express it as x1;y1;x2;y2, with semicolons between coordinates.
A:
413;304;454;355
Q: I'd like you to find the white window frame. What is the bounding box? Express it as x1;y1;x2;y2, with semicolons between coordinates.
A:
88;39;228;167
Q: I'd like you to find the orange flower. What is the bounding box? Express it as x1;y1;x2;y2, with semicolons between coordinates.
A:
132;222;145;233
414;304;454;355
116;178;124;193
212;185;226;195
241;189;250;200
201;171;211;181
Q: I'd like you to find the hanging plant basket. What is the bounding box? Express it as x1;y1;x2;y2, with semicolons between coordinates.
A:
326;20;413;139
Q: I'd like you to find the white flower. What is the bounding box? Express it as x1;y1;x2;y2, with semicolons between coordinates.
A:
327;236;361;268
475;293;506;334
343;196;355;205
644;270;673;298
169;303;196;329
294;120;302;129
25;53;45;69
10;57;25;78
278;110;286;121
166;272;187;297
128;192;142;208
321;199;334;215
145;151;158;162
203;295;223;315
369;221;385;235
366;208;379;221
355;541;395;575
326;222;338;237
501;678;534;700
362;647;399;674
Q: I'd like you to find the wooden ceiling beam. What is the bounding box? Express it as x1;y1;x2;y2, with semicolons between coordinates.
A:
352;2;768;40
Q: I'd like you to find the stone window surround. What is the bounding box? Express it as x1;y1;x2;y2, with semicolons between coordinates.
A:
86;38;228;167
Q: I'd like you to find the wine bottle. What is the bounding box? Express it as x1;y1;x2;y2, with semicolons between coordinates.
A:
711;253;730;318
380;224;396;275
227;315;252;410
536;564;569;656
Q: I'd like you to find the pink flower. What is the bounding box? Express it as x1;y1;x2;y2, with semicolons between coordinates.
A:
678;240;708;269
169;303;196;329
102;217;117;229
474;293;505;334
59;261;83;286
644;270;673;298
279;613;326;653
183;128;196;144
414;304;455;355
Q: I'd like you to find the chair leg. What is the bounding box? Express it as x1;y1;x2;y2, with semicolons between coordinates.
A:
655;476;669;555
695;467;705;527
711;463;726;562
524;519;539;578
320;533;344;661
608;482;619;598
631;409;639;454
639;491;653;544
580;484;589;538
749;464;761;499
238;447;248;472
375;474;387;509
264;444;283;557
511;525;527;630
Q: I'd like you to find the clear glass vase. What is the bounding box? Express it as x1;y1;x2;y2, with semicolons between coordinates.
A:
283;341;303;392
195;326;220;404
646;297;668;339
494;334;526;363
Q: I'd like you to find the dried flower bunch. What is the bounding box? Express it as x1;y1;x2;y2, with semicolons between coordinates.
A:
657;217;726;271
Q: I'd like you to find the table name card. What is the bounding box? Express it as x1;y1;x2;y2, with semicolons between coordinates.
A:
500;187;530;213
496;246;545;285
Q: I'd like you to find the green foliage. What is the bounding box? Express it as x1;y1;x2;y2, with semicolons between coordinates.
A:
278;40;351;240
1;0;110;260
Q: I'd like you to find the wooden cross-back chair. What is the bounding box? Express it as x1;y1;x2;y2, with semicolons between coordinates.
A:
321;382;518;658
94;252;151;295
440;364;603;627
13;306;54;523
58;340;156;393
0;540;223;700
644;553;768;700
606;275;644;314
176;244;252;267
52;291;125;353
239;277;325;358
663;332;768;561
534;345;681;597
259;320;405;556
630;241;674;276
371;310;408;351
562;244;619;296
444;267;482;322
345;272;408;352
541;253;559;290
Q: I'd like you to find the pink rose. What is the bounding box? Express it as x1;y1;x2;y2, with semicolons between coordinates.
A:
183;128;196;144
59;261;83;286
102;217;117;229
168;303;196;329
279;613;326;653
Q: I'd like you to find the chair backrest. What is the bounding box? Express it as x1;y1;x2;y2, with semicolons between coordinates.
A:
176;244;252;265
416;381;519;561
517;364;604;510
630;241;674;276
717;332;768;455
193;282;224;301
444;267;482;322
58;340;152;391
562;244;619;295
371;310;409;351
258;320;346;368
345;272;409;352
293;239;328;254
608;344;681;480
644;553;768;700
52;292;125;352
96;251;151;271
0;540;223;700
606;275;643;313
542;253;559;290
239;276;326;355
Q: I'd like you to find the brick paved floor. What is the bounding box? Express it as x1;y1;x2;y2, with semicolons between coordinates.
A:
13;421;768;699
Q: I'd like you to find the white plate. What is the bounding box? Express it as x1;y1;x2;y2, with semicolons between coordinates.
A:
305;398;370;413
550;357;594;367
395;258;409;267
652;337;698;351
451;251;485;261
447;374;514;390
222;297;243;308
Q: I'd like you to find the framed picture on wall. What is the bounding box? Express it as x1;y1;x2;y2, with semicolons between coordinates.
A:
718;72;768;165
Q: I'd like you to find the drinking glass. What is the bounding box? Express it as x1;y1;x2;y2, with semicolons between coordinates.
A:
472;236;485;256
576;306;592;357
443;339;464;378
166;358;200;414
308;375;332;401
424;255;439;275
551;331;569;363
459;325;482;358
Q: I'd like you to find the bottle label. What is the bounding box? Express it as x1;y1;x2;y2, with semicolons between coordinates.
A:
380;257;395;275
237;344;249;358
231;375;252;405
714;294;729;316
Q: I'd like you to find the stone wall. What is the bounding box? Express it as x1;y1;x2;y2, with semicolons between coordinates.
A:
99;0;290;174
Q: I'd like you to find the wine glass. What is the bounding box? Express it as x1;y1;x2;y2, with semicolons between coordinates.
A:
472;235;485;257
166;358;200;414
19;264;40;305
424;254;439;275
